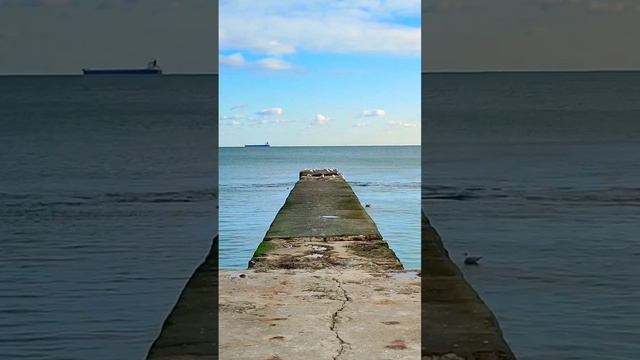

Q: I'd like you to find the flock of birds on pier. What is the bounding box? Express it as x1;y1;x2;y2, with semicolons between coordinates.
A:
302;168;341;179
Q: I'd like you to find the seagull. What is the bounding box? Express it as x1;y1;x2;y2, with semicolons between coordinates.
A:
464;252;482;265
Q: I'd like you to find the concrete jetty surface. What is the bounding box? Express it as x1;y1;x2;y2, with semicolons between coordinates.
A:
218;169;420;359
421;212;516;359
249;168;403;271
146;236;219;359
147;169;515;359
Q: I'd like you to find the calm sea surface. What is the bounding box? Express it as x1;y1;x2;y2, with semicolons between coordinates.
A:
423;72;640;359
0;75;217;359
219;146;421;270
3;72;639;359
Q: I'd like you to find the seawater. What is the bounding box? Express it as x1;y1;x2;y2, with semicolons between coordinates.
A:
0;75;217;359
423;72;640;359
219;146;421;270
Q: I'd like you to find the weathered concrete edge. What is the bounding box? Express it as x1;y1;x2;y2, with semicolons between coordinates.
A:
422;211;517;359
262;177;383;242
340;178;384;238
146;236;218;360
249;175;397;269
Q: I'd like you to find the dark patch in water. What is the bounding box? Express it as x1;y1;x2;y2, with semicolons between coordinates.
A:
422;185;640;206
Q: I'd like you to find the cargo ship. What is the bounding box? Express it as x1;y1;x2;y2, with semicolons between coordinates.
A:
244;142;271;148
82;59;162;75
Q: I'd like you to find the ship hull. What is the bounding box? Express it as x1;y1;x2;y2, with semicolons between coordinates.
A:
82;68;162;75
244;145;270;148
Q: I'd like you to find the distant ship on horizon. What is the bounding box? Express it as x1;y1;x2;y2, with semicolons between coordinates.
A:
244;141;271;148
82;59;162;75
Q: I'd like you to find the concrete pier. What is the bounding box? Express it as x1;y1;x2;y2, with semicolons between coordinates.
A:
146;236;219;359
421;212;516;359
147;169;515;359
249;169;403;271
219;169;420;359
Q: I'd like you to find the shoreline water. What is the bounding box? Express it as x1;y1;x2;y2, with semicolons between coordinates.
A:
1;75;218;359
219;146;421;270
423;71;640;359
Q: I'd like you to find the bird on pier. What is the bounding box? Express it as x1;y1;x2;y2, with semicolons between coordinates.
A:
464;252;482;265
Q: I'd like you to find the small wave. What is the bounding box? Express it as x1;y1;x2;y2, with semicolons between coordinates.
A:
422;185;640;206
351;181;421;189
220;182;294;190
0;189;217;208
425;193;478;201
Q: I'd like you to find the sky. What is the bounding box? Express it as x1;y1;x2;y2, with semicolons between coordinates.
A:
1;0;638;74
0;0;217;74
424;0;640;72
219;0;422;146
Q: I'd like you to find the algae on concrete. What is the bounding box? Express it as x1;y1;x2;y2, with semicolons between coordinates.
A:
248;170;401;271
263;175;382;241
147;170;516;359
252;240;275;257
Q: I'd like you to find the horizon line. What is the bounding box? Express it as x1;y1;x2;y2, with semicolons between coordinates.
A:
0;72;218;77
220;144;421;148
4;68;640;76
423;68;640;74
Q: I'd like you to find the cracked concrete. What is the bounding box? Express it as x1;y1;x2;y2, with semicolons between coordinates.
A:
218;270;420;360
219;171;419;358
249;171;403;272
148;170;514;359
330;274;350;360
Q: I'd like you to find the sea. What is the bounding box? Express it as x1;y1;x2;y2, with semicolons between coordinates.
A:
2;72;639;360
0;75;217;359
423;72;640;359
218;146;421;270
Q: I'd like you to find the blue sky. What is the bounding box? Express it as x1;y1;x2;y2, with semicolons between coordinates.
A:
219;0;421;147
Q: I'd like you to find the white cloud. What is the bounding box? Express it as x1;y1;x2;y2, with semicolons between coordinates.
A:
256;107;284;116
263;40;296;56
221;115;244;126
313;113;329;125
220;1;420;56
388;120;418;128
229;104;247;111
219;53;246;67
256;57;293;70
219;52;293;71
353;122;366;128
361;109;386;117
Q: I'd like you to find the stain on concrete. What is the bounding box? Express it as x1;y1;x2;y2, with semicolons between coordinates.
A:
385;339;408;350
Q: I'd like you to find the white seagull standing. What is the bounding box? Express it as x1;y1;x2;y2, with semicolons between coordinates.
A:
464;252;482;265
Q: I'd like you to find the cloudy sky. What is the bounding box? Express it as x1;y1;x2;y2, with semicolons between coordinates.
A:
1;0;638;74
424;0;640;71
219;0;421;146
0;0;217;74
